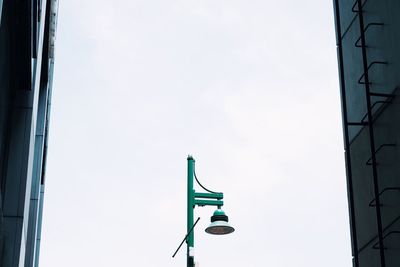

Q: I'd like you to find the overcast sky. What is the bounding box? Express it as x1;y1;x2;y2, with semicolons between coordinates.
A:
40;1;352;266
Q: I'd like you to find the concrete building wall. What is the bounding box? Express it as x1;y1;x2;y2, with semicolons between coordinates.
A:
334;0;400;266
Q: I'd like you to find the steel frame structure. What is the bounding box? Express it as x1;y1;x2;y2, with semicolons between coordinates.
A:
334;0;399;266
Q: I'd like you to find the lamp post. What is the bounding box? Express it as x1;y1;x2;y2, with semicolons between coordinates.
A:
186;155;234;267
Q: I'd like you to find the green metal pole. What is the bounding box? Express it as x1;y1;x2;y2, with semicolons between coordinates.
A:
187;156;195;267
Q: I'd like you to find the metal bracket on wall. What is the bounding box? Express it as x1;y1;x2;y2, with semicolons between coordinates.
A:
351;0;368;12
355;0;387;264
355;23;385;47
347;90;395;126
366;144;397;166
372;231;400;249
358;61;388;85
360;101;393;123
368;187;400;207
370;92;396;98
359;90;396;124
347;122;369;126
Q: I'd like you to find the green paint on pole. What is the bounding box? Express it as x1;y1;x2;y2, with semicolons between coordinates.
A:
187;155;195;267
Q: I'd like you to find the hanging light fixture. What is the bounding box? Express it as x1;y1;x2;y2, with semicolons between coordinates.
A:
205;209;235;235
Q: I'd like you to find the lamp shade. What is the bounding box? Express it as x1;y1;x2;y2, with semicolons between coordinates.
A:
205;209;235;235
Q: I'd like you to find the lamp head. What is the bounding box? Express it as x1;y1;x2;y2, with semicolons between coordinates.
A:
205;209;235;235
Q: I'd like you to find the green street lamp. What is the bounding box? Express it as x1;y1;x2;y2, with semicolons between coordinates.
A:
173;155;235;267
205;209;235;235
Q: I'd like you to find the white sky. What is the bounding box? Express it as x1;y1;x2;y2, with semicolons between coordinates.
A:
41;1;352;266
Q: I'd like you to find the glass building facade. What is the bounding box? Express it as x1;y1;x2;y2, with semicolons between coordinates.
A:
0;0;59;266
334;1;400;266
